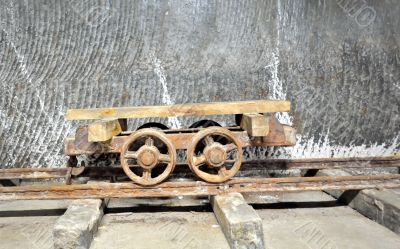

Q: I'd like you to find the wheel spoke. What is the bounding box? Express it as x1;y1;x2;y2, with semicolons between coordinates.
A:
145;136;154;146
158;154;171;163
224;143;237;152
142;169;151;180
128;164;141;168
192;154;206;167
125;151;138;159
218;166;228;176
204;136;214;146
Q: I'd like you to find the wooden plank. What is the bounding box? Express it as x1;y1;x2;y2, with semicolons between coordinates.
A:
0;175;399;200
240;113;269;137
66;100;291;120
88;119;122;142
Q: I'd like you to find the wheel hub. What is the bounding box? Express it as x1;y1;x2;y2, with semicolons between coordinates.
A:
137;146;159;169
204;144;227;167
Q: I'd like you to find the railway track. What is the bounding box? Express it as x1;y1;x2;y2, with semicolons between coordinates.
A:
0;174;399;200
0;156;399;200
1;156;399;180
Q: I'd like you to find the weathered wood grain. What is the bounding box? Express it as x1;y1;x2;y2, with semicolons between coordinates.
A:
88;119;122;142
66;100;291;120
240;113;270;137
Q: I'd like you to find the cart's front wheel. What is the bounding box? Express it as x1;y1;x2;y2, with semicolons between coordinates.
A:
187;127;243;183
120;128;176;186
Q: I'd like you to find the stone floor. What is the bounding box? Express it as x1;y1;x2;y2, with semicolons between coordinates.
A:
261;206;400;249
0;216;56;249
90;212;229;249
0;192;399;249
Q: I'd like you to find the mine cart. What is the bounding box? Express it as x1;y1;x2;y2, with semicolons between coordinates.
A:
1;99;399;200
64;100;296;185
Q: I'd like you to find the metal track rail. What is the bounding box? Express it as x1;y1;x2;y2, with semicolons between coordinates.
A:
1;174;400;200
1;156;399;180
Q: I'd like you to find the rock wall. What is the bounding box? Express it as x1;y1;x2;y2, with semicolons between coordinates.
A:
0;0;398;168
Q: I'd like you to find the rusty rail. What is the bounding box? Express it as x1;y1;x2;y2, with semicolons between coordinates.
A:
0;168;70;180
0;174;399;200
244;156;400;170
1;156;398;180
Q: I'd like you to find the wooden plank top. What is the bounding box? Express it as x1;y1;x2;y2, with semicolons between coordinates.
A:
66;100;290;121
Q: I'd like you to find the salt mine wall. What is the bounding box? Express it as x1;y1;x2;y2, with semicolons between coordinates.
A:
0;0;398;167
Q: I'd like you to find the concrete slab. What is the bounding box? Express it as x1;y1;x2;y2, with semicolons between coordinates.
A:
0;216;56;249
259;205;400;249
211;193;264;249
90;211;229;249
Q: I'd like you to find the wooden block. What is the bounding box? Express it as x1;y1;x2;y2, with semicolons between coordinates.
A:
66;100;291;120
283;125;297;146
88;119;122;142
211;193;265;249
249;115;297;146
240;113;269;137
53;199;103;249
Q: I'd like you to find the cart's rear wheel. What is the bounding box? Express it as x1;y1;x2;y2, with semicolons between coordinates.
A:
120;128;176;186
189;120;221;128
187;127;243;183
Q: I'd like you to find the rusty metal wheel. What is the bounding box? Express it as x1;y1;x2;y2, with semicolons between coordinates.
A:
120;128;176;186
187;127;243;183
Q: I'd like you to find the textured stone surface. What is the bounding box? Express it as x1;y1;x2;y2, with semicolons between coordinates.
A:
53;199;103;249
260;200;400;249
318;169;400;235
1;192;400;249
0;216;56;249
0;0;399;168
90;211;229;249
211;193;264;249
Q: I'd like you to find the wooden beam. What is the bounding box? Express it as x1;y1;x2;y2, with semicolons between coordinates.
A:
66;100;291;121
88;119;122;142
240;113;269;137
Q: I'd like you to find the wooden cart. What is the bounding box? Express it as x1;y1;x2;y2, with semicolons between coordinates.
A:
64;100;296;185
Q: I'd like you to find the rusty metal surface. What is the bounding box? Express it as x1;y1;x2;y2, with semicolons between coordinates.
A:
65;125;295;156
1;174;399;200
0;168;70;180
64;113;295;186
244;156;400;170
65;127;249;155
187;127;243;183
120;128;177;186
1;156;399;180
